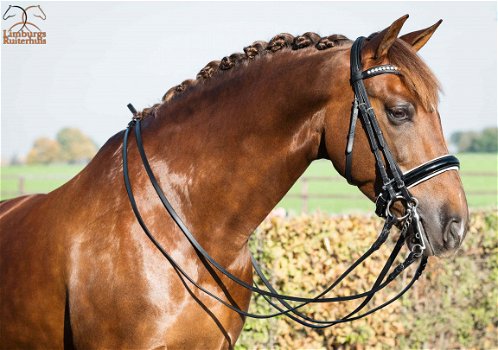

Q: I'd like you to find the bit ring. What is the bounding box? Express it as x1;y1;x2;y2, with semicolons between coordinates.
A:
411;243;425;257
386;195;411;221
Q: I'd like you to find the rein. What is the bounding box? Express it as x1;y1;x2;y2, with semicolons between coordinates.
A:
122;36;459;328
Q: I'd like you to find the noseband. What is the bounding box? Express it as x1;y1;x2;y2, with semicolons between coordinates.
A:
122;36;460;328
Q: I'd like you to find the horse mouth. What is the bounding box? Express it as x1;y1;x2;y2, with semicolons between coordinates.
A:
406;218;436;257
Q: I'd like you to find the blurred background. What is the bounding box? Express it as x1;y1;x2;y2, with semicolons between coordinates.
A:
1;2;496;212
1;3;497;348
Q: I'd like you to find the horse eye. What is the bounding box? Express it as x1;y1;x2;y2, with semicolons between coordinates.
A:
387;105;412;121
392;108;406;118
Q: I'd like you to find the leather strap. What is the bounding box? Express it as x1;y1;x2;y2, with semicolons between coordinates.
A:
347;37;460;221
350;64;401;84
404;155;460;188
123;120;425;326
345;98;359;184
348;37;405;200
127;120;405;304
253;228;415;327
119;34;441;327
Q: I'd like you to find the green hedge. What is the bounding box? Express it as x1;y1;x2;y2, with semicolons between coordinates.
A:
236;210;497;349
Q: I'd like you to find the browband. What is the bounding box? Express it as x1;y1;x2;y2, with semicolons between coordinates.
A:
350;64;401;83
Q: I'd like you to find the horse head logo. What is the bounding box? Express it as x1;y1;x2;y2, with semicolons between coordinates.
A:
2;4;46;32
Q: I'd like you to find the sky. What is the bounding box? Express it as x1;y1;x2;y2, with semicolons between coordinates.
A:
1;1;496;160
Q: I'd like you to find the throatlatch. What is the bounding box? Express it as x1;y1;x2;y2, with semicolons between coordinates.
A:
122;36;460;328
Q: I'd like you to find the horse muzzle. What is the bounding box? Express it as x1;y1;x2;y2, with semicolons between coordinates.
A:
411;202;468;257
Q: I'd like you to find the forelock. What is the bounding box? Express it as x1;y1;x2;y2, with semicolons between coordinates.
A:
387;39;441;111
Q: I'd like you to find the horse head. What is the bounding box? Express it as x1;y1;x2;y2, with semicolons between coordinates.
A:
322;15;468;257
31;5;46;20
2;5;19;20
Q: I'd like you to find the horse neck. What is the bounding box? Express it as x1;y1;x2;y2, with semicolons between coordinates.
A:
124;49;345;258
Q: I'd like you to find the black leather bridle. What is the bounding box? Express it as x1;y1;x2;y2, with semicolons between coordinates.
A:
347;36;460;219
122;36;460;328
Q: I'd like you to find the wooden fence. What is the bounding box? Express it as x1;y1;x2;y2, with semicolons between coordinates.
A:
1;174;72;199
2;172;496;212
287;173;497;212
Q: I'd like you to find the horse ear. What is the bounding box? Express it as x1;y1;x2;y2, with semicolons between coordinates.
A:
365;14;409;59
399;20;443;52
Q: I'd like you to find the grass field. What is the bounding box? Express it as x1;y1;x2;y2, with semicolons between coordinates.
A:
277;153;497;214
1;164;85;199
1;153;496;213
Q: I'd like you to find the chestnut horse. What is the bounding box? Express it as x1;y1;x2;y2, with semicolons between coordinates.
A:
0;15;468;349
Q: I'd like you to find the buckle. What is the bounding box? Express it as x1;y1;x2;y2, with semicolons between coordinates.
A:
375;193;388;218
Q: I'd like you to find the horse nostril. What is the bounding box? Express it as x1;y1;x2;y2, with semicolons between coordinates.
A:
443;218;464;250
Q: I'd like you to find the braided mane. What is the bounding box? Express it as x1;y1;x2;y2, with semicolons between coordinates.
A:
139;32;350;118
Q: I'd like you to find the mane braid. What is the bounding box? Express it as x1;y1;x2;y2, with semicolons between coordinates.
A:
138;32;350;118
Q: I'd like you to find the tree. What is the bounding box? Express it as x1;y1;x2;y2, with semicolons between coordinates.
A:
56;128;98;163
26;137;62;164
477;127;497;152
449;128;497;153
9;154;22;165
460;131;480;152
